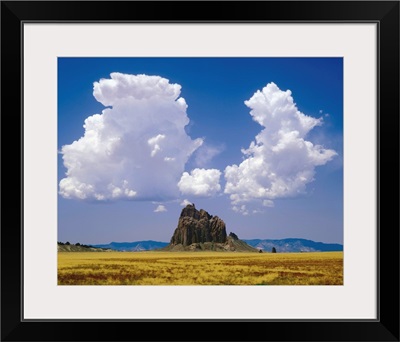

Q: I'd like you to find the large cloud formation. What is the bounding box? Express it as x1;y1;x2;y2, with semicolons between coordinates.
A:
224;82;337;213
59;73;203;201
178;168;221;197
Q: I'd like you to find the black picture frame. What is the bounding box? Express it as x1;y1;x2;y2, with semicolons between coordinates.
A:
1;1;399;341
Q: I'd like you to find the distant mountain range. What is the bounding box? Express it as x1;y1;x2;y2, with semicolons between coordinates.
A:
243;238;343;253
90;238;342;253
90;240;168;251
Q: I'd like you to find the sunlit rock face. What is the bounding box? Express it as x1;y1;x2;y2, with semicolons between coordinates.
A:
170;204;227;246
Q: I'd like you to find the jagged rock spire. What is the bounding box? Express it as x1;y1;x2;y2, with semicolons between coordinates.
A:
170;204;227;246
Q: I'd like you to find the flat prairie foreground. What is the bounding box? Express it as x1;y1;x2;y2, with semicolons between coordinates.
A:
58;251;343;285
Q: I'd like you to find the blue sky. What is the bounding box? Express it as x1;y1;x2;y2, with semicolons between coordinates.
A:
58;57;343;244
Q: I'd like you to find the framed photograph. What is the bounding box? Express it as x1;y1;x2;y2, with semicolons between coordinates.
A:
1;1;399;341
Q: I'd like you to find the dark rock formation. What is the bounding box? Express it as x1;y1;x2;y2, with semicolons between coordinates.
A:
164;204;258;252
229;232;239;240
170;204;227;246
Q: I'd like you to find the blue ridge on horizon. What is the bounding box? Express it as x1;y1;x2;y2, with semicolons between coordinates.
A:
89;238;343;252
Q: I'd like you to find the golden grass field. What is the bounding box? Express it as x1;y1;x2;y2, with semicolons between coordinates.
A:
58;251;343;285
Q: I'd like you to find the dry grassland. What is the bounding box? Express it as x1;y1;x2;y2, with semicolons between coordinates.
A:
58;251;343;285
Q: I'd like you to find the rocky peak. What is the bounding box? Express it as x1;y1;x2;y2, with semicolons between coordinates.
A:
180;204;213;220
180;203;198;219
229;232;239;240
170;204;227;246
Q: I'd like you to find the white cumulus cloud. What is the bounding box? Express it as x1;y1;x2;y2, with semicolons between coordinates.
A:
180;199;192;206
263;200;274;207
178;168;221;197
224;82;337;212
154;205;167;213
232;204;249;216
59;73;203;201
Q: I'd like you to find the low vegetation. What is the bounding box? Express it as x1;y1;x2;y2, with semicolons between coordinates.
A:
58;251;343;285
57;242;112;252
